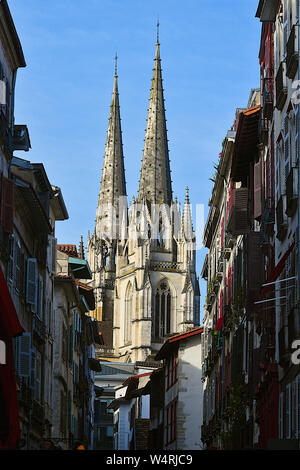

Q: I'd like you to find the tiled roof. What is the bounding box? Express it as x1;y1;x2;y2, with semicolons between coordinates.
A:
57;244;78;257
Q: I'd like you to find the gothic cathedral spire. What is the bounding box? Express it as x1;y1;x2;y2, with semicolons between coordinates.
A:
95;55;127;239
137;34;172;205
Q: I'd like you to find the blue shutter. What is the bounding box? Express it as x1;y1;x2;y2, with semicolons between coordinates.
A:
26;258;37;309
16;333;31;380
37;275;43;319
30;347;36;391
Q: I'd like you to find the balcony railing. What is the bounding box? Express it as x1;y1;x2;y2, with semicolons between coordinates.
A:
275;62;288;111
286;25;298;79
32;315;47;344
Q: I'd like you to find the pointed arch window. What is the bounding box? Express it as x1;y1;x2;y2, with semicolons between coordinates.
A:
124;283;133;344
154;281;171;339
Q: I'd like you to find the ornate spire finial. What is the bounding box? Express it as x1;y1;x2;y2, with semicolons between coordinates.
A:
115;52;118;77
156;18;160;44
79;235;85;260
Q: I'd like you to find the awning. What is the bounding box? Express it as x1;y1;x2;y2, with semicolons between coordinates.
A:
15;180;52;234
0;265;23;338
69;257;92;280
231;105;261;182
0;265;22;449
261;241;295;295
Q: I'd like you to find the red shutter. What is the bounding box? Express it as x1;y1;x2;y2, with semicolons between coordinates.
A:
227;180;234;221
254;159;262;219
221;217;224;248
1;176;14;233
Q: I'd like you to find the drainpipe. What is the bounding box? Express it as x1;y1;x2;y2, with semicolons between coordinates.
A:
298;10;300;335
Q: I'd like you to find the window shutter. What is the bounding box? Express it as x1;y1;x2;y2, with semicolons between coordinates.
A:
1;176;14;233
221;217;224;248
16;333;31;379
254;159;262;219
51;238;57;274
14;240;21;292
7;234;14;283
26;258;37;308
69;324;74;367
279;392;284;439
284;115;290;188
30;347;36;391
37;274;43;319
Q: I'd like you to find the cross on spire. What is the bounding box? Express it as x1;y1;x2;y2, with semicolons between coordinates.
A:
115;52;118;77
156;18;160;44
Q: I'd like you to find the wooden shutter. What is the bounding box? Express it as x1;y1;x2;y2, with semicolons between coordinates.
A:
37;274;43;319
30;347;36;391
51;237;57;274
254;159;262;219
229;188;249;236
0;176;14;233
26;258;37;309
16;333;31;379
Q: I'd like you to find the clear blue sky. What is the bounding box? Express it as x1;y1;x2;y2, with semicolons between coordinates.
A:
9;0;261;319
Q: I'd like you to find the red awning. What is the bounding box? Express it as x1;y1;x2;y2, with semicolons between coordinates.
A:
0;265;23;449
0;265;23;338
216;315;224;331
261;242;295;295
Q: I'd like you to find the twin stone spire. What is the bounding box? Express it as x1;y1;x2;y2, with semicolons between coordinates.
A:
96;39;173;232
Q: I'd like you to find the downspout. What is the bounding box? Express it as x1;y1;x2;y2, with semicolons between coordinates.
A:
297;1;300;338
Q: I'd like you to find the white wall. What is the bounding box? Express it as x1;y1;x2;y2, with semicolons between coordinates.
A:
177;335;203;450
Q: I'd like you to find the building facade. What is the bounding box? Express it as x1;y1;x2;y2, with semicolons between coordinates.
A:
201;0;300;450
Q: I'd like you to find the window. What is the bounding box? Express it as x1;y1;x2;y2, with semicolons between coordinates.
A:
154;281;171;339
166;353;178;390
62;322;68;363
0;175;14;234
35;351;41;402
165;400;177;446
124;282;133;344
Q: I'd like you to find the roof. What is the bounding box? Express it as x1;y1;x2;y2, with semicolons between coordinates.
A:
57;245;78;257
155;326;203;360
0;0;26;68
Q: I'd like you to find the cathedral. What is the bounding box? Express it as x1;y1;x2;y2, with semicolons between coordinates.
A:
87;32;200;363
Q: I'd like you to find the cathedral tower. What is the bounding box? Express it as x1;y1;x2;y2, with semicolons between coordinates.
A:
87;57;127;333
112;33;200;362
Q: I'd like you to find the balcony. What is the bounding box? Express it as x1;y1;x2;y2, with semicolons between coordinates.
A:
255;0;280;22
32;315;47;344
275;62;288;111
286;25;298;79
227;188;249;236
286;167;298;218
262;78;273;120
276;195;288;241
12;125;31;152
